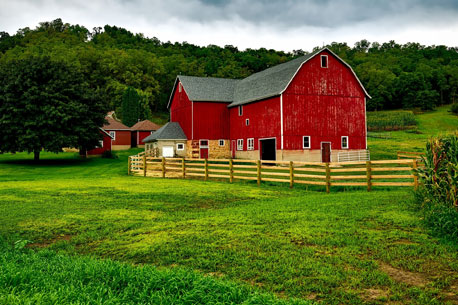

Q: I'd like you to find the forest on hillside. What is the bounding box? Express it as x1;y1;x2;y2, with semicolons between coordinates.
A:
1;19;458;123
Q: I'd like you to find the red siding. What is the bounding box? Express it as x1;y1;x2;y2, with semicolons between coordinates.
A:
282;50;366;150
170;81;192;139
193;102;229;140
106;130;131;146
138;131;153;145
229;97;281;150
87;132;112;155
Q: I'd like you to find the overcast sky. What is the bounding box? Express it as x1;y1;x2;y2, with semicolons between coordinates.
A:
1;0;458;52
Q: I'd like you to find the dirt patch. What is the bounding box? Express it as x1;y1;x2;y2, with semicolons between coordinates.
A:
379;262;429;287
26;234;72;248
442;282;458;304
392;239;418;245
361;288;390;301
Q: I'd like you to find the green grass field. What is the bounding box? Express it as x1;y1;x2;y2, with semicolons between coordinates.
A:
0;106;457;304
368;105;458;159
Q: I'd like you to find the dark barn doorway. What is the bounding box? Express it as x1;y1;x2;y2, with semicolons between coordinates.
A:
260;138;276;161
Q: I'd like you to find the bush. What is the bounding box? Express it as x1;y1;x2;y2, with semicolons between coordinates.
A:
101;150;118;159
367;110;417;131
415;134;458;241
451;103;458;115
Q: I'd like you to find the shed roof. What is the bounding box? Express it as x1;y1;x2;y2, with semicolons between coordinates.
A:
167;48;370;109
130;119;161;131
142;122;187;143
103;117;130;130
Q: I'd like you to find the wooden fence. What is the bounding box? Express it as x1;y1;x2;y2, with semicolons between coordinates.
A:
128;156;419;192
397;151;425;160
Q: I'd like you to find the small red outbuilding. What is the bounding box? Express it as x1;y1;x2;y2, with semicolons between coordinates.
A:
103;117;131;150
130;120;161;148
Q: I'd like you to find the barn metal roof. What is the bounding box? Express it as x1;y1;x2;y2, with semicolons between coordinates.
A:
142;122;187;142
178;75;239;102
167;48;370;109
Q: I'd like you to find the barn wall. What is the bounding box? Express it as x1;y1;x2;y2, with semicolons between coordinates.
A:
108;130;131;147
282;50;366;151
138;131;153;145
192;102;230;140
229;96;281;151
87;132;112;155
170;81;193;139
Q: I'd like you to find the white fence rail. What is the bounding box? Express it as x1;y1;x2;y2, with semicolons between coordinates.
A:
337;150;370;162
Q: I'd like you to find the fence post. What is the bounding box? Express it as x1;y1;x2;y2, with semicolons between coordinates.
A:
229;159;233;183
161;157;166;178
366;161;372;192
325;163;330;193
182;158;186;179
257;160;261;186
128;157;132;176
204;159;208;181
143;155;147;177
289;161;294;188
412;159;418;190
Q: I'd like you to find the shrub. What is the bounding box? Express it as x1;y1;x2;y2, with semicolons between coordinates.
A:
415;134;458;241
451;103;458;115
367;110;417;131
101;150;118;159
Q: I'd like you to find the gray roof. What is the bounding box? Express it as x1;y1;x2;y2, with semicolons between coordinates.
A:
178;75;239;102
142;122;187;142
167;48;370;109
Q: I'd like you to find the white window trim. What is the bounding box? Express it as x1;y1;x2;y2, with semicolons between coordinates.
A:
303;136;311;149
238;105;243;116
176;143;184;151
246;119;249;126
247;138;254;150
341;136;349;149
178;82;182;93
99;140;104;148
321;55;328;68
109;131;116;141
199;139;209;148
218;139;225;146
237;139;243;151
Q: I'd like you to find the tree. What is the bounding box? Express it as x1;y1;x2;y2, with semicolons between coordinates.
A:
121;86;140;127
0;56;107;161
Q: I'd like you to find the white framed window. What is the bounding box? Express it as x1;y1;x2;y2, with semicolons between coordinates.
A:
321;55;328;68
237;139;243;151
177;143;184;151
218;139;225;146
151;131;154;135
109;131;116;140
247;138;254;150
179;82;182;93
98;140;104;148
303;136;311;149
341;136;349;149
238;105;243;116
246;119;249;126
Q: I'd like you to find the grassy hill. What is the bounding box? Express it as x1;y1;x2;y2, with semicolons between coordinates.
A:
0;106;457;304
368;105;458;159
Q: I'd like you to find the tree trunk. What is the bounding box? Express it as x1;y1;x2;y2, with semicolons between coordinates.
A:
34;150;40;161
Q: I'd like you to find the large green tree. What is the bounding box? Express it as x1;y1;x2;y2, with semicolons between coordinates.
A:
121;86;140;127
0;55;107;160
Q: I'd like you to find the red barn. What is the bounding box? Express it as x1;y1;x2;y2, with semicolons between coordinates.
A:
80;128;114;156
166;48;370;162
130;120;162;148
103;117;131;150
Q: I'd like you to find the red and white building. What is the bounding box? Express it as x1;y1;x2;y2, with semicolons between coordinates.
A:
153;48;370;162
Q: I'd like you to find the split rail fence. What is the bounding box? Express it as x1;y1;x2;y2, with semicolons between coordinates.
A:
128;156;419;192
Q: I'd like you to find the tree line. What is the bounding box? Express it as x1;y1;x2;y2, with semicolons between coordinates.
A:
1;19;457;117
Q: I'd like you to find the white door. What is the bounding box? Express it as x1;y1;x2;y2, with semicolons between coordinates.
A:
162;146;174;157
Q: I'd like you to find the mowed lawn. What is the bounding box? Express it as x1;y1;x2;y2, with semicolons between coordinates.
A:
1;151;457;304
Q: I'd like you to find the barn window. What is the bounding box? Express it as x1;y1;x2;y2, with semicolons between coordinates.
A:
321;55;328;68
98;140;104;148
237;139;243;150
247;138;254;150
238;106;243;116
109;131;116;140
178;83;182;93
246;119;249;126
341;136;349;149
151;131;154;135
177;143;184;151
200;140;209;147
218;139;225;146
303;136;311;149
